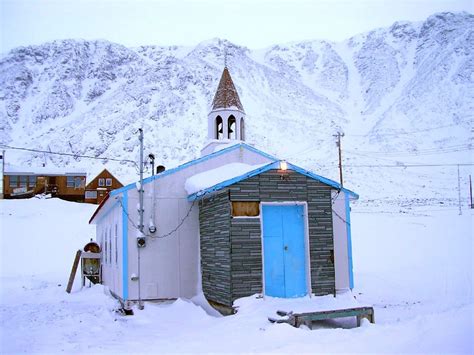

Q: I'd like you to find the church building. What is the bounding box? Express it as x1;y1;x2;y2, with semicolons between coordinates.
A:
89;66;358;313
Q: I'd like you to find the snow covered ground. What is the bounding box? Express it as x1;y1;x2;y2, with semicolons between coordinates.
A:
0;198;472;354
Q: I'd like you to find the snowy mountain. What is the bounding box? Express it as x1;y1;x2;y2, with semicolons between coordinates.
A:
0;11;472;209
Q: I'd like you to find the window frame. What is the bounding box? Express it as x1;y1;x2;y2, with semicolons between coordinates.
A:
67;176;74;188
85;190;97;199
98;178;105;187
231;201;260;218
19;175;27;188
9;175;18;187
74;177;83;188
115;224;118;265
105;178;112;187
28;175;36;188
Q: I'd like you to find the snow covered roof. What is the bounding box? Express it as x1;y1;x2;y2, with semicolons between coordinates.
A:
211;67;244;112
107;142;277;197
185;162;267;195
187;160;359;201
4;163;86;176
89;142;278;224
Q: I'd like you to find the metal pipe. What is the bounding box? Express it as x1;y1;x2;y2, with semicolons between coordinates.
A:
457;164;462;215
138;128;144;310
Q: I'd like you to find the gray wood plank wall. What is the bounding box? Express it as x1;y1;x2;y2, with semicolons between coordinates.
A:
199;191;232;306
199;170;336;307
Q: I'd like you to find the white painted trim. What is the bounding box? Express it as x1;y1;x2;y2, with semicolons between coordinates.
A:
259;201;312;299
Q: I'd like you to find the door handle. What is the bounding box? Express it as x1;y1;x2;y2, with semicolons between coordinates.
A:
284;245;288;251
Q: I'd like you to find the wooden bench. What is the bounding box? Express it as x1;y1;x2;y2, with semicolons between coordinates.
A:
269;306;375;328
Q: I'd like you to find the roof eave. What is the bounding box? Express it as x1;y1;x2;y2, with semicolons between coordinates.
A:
187;161;359;201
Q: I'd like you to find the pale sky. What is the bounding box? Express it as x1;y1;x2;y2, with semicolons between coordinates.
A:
1;0;472;52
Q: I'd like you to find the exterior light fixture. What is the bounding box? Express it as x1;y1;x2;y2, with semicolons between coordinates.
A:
280;160;288;171
137;237;146;248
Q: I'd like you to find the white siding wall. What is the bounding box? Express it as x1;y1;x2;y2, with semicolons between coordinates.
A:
96;203;123;298
332;190;350;291
123;145;274;301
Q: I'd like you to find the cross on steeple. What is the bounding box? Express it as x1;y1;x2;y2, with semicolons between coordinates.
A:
224;47;228;68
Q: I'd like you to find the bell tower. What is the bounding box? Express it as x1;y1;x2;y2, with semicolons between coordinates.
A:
201;66;246;156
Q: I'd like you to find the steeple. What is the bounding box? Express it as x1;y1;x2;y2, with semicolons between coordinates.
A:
202;66;246;157
211;67;244;112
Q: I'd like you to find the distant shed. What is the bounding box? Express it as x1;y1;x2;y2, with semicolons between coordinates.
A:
85;168;123;204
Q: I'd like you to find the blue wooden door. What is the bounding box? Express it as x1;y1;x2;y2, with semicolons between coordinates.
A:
262;204;307;298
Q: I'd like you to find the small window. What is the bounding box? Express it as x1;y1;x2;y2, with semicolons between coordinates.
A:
67;176;74;187
103;230;107;265
28;175;36;187
9;175;18;187
106;178;112;187
216;116;223;139
228;115;236;139
109;228;112;264
74;177;83;188
98;178;105;187
85;190;97;199
232;201;260;217
19;176;27;188
115;224;118;264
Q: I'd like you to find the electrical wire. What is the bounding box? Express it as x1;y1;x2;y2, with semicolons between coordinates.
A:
347;123;468;137
347;144;472;157
343;162;474;168
0;144;139;168
117;193;200;239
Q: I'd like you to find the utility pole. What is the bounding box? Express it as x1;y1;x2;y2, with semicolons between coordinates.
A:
469;175;473;209
138;129;145;232
457;165;462;215
333;132;345;188
0;150;4;199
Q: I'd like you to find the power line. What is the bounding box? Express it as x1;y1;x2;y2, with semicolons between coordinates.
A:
346;144;472;157
344;163;474;168
0;144;138;167
347;123;468;137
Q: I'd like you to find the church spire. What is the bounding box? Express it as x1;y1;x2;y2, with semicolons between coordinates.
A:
201;66;246;156
211;67;244;112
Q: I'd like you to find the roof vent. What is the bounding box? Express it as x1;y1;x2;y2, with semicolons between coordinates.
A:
156;165;166;174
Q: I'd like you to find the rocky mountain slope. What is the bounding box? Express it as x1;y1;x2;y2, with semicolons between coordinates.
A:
0;11;472;209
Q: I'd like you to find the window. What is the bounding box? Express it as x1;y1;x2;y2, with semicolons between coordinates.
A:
85;190;97;199
215;116;223;139
100;231;104;264
67;176;74;187
109;228;112;265
104;230;108;264
98;178;105;187
231;201;260;217
228;115;236;139
115;224;118;265
19;176;27;188
28;175;36;187
240;117;245;140
106;178;112;187
9;175;18;187
74;177;83;188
